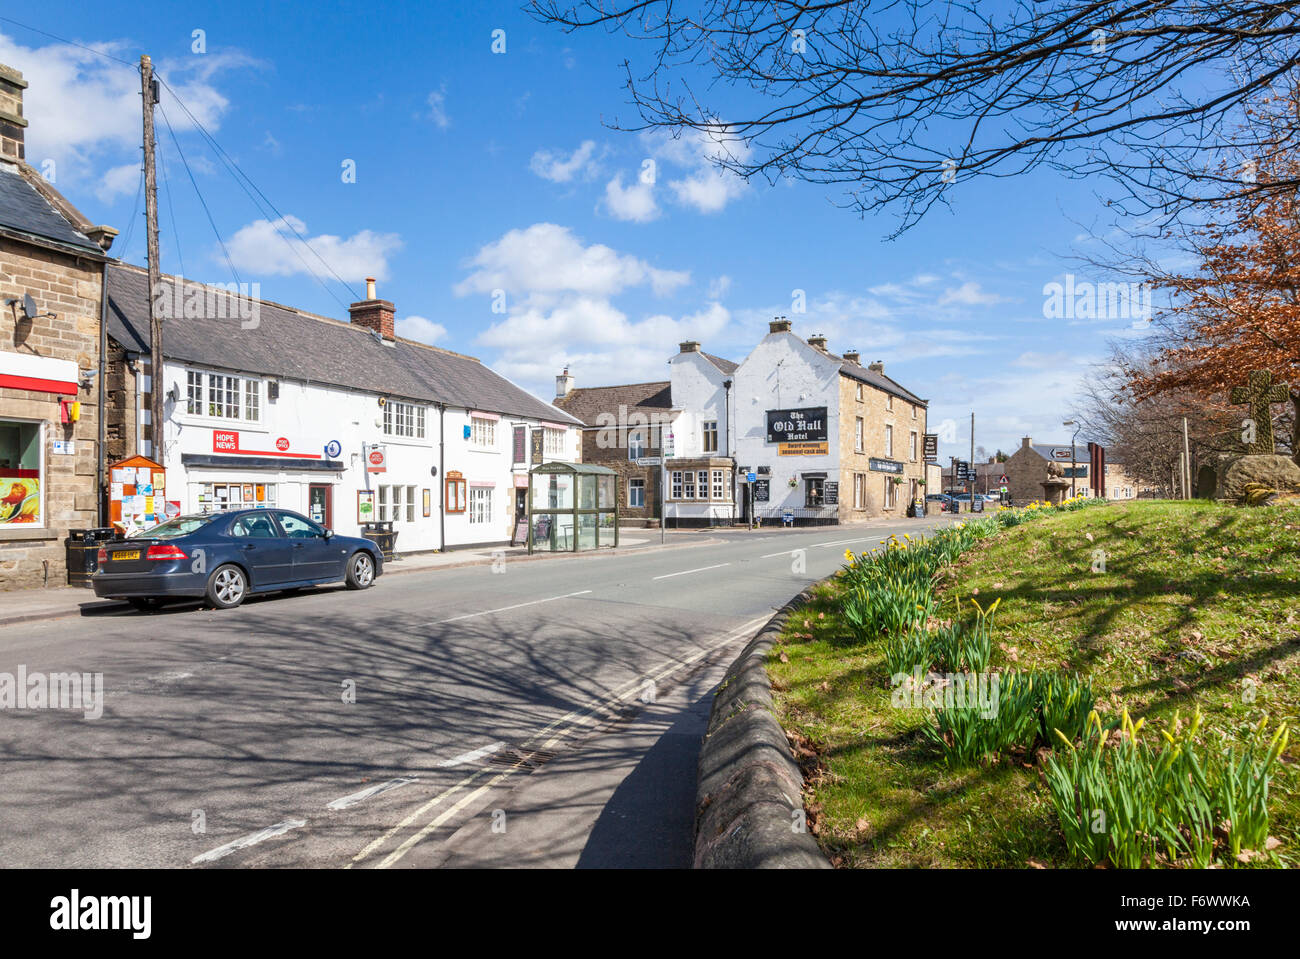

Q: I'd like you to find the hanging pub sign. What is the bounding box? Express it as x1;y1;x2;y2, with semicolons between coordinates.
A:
923;433;939;462
530;428;544;464
766;407;828;444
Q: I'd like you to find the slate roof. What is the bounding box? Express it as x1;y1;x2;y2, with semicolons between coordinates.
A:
104;264;580;425
1030;443;1091;462
0;163;102;254
701;352;738;374
554;381;674;427
824;348;927;406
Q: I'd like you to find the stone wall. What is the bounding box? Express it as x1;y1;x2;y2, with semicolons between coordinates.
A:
578;428;662;524
1;236;104;589
837;374;927;520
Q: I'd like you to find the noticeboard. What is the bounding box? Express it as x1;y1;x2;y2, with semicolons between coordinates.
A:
753;479;770;502
824;481;839;505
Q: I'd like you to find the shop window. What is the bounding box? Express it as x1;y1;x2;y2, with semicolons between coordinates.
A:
0;419;42;527
198;482;276;512
469;486;493;524
805;478;825;507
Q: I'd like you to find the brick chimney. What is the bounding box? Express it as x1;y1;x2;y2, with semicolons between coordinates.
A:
555;366;574;401
679;340;700;353
769;317;792;334
843;350;861;365
807;334;828;350
868;360;884;374
0;64;28;162
1021;436;1033;449
349;276;395;340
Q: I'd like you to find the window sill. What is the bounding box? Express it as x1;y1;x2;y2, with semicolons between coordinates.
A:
0;527;58;542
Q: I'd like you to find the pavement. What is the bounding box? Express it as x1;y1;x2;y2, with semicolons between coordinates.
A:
0;512;955;868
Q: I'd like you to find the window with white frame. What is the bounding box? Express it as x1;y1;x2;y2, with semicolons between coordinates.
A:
911;404;917;419
670;470;683;499
698;471;709;499
470;416;496;449
884;476;896;509
702;421;718;453
909;431;918;461
712;469;726;500
628;431;645;460
854;473;866;509
384;401;426;439
886;394;893;411
855;417;864;452
469;486;492;524
377;484;414;523
628;478;646;508
855;383;863;402
683;471;696;499
185;371;261;422
885;424;893;458
544;428;565;456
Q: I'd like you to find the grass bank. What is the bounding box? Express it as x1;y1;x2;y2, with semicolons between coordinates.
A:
768;500;1300;867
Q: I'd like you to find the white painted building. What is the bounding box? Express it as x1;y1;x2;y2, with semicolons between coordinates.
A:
104;265;581;552
663;342;738;526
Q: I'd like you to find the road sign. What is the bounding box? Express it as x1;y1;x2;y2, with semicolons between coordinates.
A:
999;473;1009;484
635;456;662;467
965;469;977;482
746;472;757;483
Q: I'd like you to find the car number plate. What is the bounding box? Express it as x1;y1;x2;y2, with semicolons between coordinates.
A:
112;549;140;561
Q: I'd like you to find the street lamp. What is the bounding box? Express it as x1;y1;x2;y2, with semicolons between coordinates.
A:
1062;419;1082;498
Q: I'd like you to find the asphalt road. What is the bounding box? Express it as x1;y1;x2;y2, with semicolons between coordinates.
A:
0;516;953;868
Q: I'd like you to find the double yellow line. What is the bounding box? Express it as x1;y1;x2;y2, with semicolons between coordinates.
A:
348;613;773;869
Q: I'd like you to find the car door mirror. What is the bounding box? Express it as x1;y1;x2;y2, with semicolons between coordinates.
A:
323;528;334;540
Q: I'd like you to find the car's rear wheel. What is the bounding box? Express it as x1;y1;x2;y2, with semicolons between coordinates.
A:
206;564;248;609
345;551;375;590
128;597;166;612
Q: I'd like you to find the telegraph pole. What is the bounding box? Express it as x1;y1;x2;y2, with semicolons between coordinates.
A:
140;55;163;460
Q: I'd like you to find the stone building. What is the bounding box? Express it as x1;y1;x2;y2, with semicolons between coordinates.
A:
0;63;117;589
553;374;674;526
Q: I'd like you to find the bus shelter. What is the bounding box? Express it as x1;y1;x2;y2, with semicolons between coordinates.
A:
528;461;619;554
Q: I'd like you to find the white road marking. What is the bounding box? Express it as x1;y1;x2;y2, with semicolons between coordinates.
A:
191;819;307;864
351;613;772;870
760;535;886;559
652;563;730;580
419;590;592;626
327;778;419;811
437;742;504;768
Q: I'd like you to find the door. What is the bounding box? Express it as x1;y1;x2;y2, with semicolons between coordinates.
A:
276;510;344;581
308;484;333;528
228;512;296;587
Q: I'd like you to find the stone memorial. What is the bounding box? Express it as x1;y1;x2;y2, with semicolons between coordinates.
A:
1202;370;1300;505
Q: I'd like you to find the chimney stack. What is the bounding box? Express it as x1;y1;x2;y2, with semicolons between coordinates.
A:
349;276;395;340
555;366;575;401
0;64;28;162
679;340;700;353
1021;436;1032;449
843;350;860;365
807;334;828;351
867;360;884;374
769;317;792;334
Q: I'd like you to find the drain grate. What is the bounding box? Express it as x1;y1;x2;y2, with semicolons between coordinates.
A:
488;747;558;769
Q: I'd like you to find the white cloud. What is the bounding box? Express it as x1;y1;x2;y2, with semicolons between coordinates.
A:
427;87;449;128
530;140;601;183
95;162;139;204
0;32;243;183
603;173;659;222
454;223;688;298
707;275;732;300
938;281;1006;306
654;129;750;215
397;315;447;344
227;215;403;283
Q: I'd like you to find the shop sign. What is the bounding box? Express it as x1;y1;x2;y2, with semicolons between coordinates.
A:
778;441;828;456
869;457;904;474
366;446;387;473
766;407;828;443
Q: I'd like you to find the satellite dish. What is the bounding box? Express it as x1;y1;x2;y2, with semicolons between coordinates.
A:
22;293;38;319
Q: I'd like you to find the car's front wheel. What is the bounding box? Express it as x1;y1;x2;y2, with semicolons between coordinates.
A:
206;564;248;609
345;551;375;590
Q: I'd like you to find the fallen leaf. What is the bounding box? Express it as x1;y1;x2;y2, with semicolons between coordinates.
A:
778;651;790;663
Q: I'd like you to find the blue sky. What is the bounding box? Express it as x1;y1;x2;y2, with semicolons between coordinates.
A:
0;2;1166;462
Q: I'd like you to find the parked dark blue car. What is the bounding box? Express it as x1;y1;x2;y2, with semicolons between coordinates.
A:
92;508;383;610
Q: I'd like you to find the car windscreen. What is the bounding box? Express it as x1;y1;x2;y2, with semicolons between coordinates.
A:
128;515;212;539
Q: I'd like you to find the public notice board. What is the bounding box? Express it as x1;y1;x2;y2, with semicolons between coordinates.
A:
824;481;839;505
753;479;770;502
